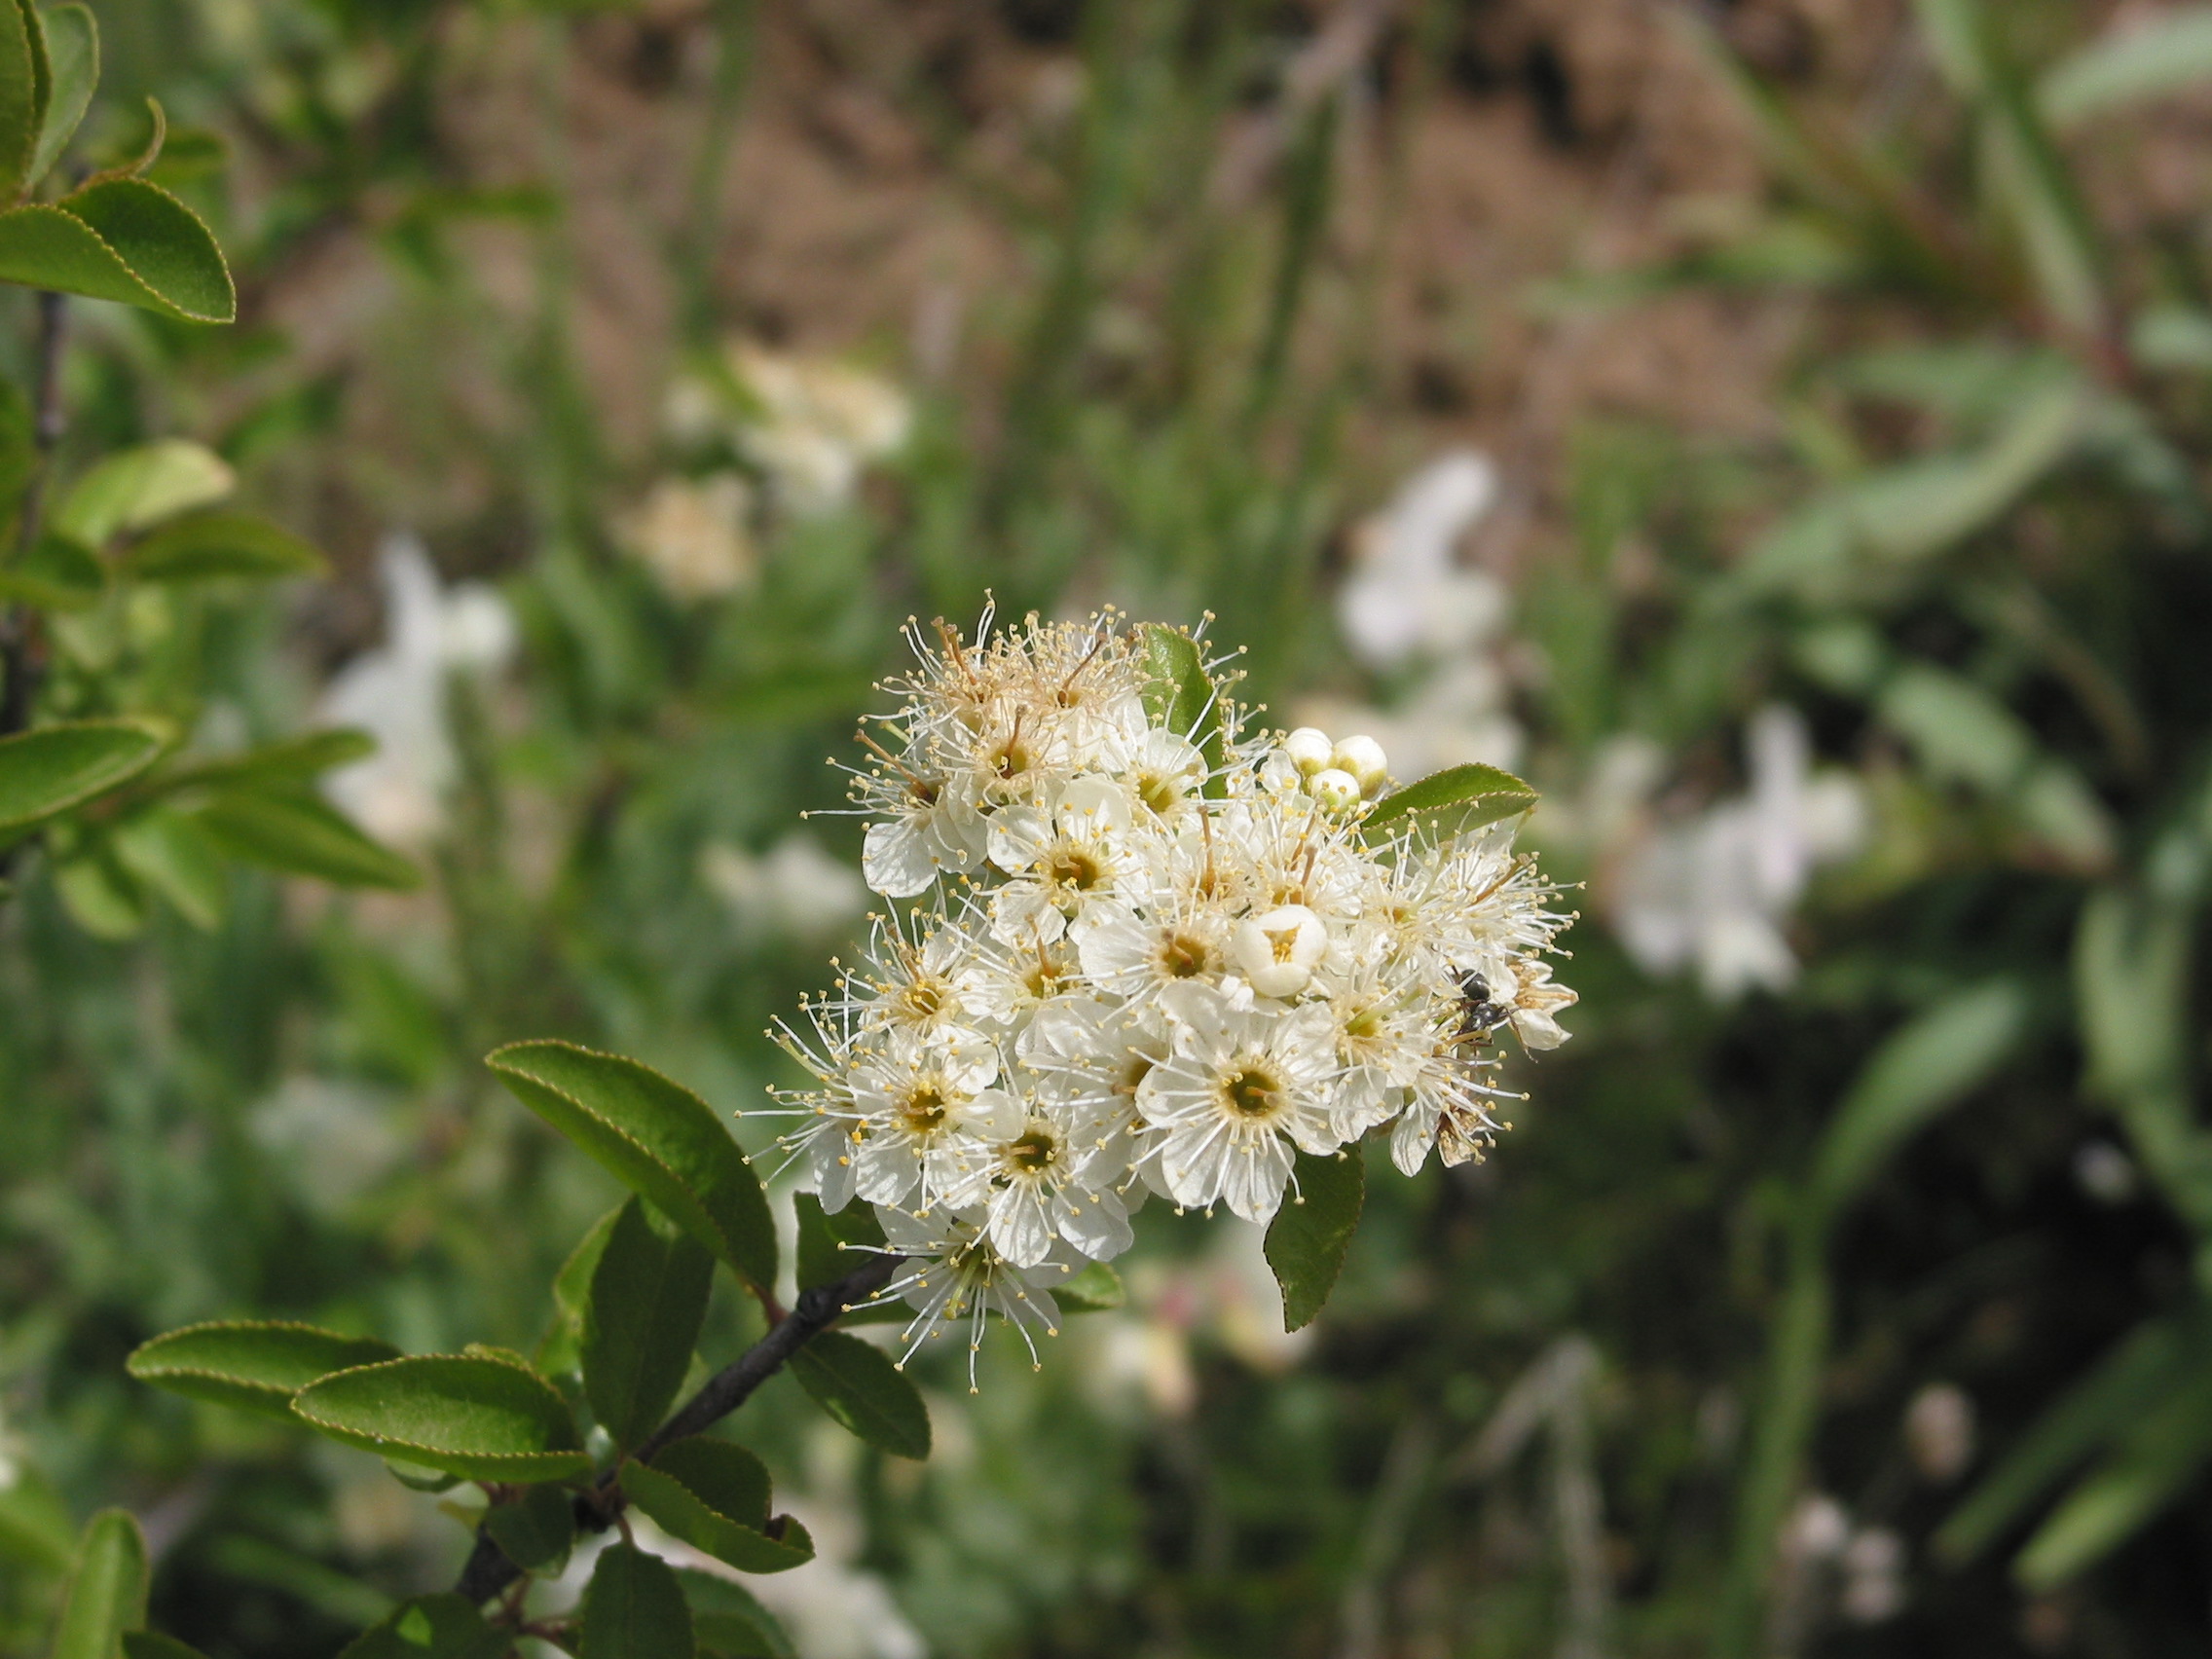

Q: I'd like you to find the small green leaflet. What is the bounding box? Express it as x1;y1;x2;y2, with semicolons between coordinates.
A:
1136;623;1226;793
27;5;94;186
1265;1146;1366;1332
675;1569;796;1659
122;511;326;582
488;1042;778;1293
47;1510;147;1659
621;1439;815;1575
334;1595;510;1659
581;1545;694;1659
1361;762;1537;845
0;719;166;835
794;1191;885;1292
0;177;235;322
581;1198;713;1450
195;787;420;890
128;1320;400;1422
56;440;234;547
290;1354;590;1484
482;1484;575;1576
789;1330;931;1458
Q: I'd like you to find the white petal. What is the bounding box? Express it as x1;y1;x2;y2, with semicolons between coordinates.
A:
862;818;939;898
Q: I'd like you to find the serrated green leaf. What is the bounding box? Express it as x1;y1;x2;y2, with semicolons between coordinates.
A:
27;4;92;185
0;177;234;321
538;1204;624;1377
482;1484;574;1576
2041;6;2212;128
122;510;325;583
0;0;36;204
0;531;102;609
1136;622;1224;792
622;1439;812;1574
583;1198;712;1450
674;1570;794;1659
56;440;233;547
581;1544;693;1659
112;807;226;930
291;1355;589;1483
1805;978;2028;1225
128;1320;400;1423
1362;762;1537;842
794;1192;884;1292
1055;1261;1125;1314
789;1330;930;1458
48;1510;146;1659
0;719;166;834
1265;1145;1365;1332
334;1595;508;1659
122;1635;211;1659
195;787;419;890
487;1042;777;1292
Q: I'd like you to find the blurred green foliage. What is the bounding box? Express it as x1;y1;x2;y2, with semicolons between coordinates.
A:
11;0;2212;1655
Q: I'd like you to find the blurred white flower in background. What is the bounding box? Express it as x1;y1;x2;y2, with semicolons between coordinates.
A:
321;534;516;848
621;472;756;602
1607;706;1865;1000
1301;448;1524;777
247;1077;407;1217
701;832;868;941
1904;1382;1975;1485
667;341;911;518
728;1497;928;1659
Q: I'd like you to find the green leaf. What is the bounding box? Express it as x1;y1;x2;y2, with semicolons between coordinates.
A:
488;1042;777;1292
0;531;102;609
48;1510;146;1659
794;1192;884;1292
1265;1146;1365;1332
334;1595;509;1659
539;1203;624;1377
143;126;226;189
1938;1312;2209;1565
52;837;145;938
291;1354;589;1483
0;0;37;203
788;1330;930;1458
128;1320;400;1423
2041;6;2212;128
1055;1260;1126;1314
195;787;419;890
582;1197;713;1450
122;510;326;583
122;1635;212;1659
1136;622;1225;791
1804;978;2028;1225
166;729;376;789
0;177;234;321
0;1460;75;1574
27;4;92;185
56;440;234;548
2015;1361;2212;1589
0;719;166;835
580;1544;694;1659
112;807;226;930
1361;762;1538;844
482;1484;575;1576
622;1439;815;1575
2131;305;2212;373
675;1570;794;1659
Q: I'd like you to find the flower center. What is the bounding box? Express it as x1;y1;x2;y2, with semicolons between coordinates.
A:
1135;770;1184;816
906;774;941;807
1021;957;1068;999
1154;930;1212;978
898;1084;950;1132
1217;1060;1286;1121
899;978;947;1020
1007;1128;1058;1172
988;736;1034;781
1048;845;1106;891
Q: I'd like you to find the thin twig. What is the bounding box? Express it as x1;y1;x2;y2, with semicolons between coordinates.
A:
452;1252;901;1606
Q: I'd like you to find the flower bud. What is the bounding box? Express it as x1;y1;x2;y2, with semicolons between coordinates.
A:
1230;903;1328;998
1309;767;1362;813
1282;727;1334;776
1331;735;1389;796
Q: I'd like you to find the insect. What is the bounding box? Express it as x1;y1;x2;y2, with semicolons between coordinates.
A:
1453;970;1510;1043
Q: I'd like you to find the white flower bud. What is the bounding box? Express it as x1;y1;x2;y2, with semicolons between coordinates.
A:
1229;904;1327;998
1281;727;1334;776
1309;767;1362;813
1331;734;1389;796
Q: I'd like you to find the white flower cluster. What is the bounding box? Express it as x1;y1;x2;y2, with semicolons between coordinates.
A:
766;611;1575;1381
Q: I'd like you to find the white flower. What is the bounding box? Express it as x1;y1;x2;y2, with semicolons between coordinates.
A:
701;833;866;940
621;472;756;602
1228;904;1327;999
1610;705;1865;999
321;534;515;848
729;344;910;516
1339;449;1508;669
